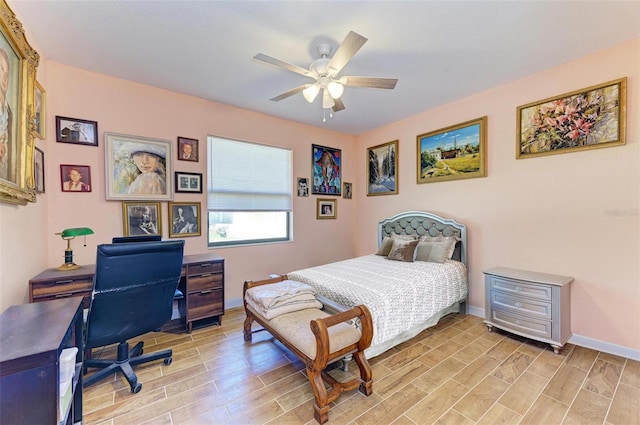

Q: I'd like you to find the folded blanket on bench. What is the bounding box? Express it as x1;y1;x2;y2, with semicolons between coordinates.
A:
245;279;322;319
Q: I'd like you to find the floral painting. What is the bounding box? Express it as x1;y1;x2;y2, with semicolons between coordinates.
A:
517;78;626;158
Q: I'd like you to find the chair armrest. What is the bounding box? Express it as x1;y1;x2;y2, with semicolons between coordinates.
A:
309;305;373;370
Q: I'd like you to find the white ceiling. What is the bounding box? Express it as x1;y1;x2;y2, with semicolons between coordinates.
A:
8;1;640;136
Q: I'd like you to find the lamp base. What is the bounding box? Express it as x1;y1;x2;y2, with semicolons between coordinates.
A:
57;262;81;271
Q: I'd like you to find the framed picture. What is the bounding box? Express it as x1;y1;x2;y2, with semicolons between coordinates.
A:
104;132;173;201
367;140;398;195
0;1;39;206
297;177;309;197
34;81;45;139
316;198;337;219
60;164;91;192
312;144;341;195
169;202;201;237
417;116;487;184
177;136;199;162
175;171;202;193
122;201;162;237
516;77;627;159
34;147;44;193
343;182;352;199
55;116;98;146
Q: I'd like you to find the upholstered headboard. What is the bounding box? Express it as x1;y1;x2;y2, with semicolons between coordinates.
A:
378;211;467;266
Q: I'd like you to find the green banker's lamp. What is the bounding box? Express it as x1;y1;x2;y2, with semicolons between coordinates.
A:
55;227;94;271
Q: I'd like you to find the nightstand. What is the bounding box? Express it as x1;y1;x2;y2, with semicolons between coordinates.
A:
483;267;573;354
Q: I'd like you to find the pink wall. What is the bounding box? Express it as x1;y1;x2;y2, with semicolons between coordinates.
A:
354;39;640;354
0;62;358;311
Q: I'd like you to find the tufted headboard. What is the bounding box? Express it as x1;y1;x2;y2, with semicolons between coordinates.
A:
378;211;467;266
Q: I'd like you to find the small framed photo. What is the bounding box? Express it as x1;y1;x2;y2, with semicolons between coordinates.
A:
316;198;337;219
55;116;98;146
122;201;162;237
34;81;46;139
343;182;352;199
60;164;92;192
177;136;199;162
297;177;309;197
169;202;201;237
34;147;44;193
175;171;203;193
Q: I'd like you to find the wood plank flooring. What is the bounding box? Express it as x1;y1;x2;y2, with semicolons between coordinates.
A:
83;308;640;425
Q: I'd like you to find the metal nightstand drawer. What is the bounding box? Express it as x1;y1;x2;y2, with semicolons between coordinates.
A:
491;309;552;339
490;276;552;301
490;291;552;320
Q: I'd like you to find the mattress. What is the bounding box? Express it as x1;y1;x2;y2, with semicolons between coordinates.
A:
288;254;468;358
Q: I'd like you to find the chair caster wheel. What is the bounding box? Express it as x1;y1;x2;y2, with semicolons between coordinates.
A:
132;383;142;393
164;357;172;365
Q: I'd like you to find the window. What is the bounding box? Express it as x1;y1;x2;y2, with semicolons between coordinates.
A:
207;136;292;247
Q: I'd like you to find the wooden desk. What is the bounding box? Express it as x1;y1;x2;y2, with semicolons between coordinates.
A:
29;253;224;333
0;298;84;424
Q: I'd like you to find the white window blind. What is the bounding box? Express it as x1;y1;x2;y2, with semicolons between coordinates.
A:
207;137;292;211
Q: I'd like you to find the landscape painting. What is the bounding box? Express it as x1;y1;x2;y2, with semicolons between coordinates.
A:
417;116;487;184
367;140;398;196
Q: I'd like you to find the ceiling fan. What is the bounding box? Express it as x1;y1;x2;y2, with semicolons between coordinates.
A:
253;31;398;121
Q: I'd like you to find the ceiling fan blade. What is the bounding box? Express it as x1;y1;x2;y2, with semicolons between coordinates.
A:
327;31;367;76
270;84;310;101
254;53;313;78
332;98;345;112
340;76;398;90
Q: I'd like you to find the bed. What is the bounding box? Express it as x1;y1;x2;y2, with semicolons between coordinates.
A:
287;211;468;358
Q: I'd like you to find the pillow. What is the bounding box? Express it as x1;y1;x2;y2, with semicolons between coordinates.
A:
375;237;394;256
416;236;459;262
391;234;417;241
387;239;419;262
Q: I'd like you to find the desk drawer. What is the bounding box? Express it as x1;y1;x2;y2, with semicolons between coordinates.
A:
187;261;223;276
489;277;552;301
490;291;552;320
188;273;223;292
31;279;93;308
187;288;223;321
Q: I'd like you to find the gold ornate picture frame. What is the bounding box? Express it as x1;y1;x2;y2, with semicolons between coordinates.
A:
516;77;626;159
122;201;162;237
417;116;487;184
169;201;201;237
0;0;40;205
367;139;398;195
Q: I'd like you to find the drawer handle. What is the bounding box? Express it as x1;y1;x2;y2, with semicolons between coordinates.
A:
55;279;74;284
515;302;522;308
55;293;73;298
198;263;212;268
200;290;212;295
199;273;212;278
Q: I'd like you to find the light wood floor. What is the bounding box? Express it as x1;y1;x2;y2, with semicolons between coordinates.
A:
83;308;640;425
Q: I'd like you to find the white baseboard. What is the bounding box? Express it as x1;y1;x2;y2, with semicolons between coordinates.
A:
468;307;640;361
226;297;243;309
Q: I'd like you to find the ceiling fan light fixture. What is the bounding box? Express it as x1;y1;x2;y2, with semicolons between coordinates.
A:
322;89;335;109
327;81;344;99
302;83;320;103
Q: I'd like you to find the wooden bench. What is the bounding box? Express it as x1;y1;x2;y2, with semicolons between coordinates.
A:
243;275;373;424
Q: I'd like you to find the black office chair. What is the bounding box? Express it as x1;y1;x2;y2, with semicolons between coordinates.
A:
83;240;185;393
111;235;184;300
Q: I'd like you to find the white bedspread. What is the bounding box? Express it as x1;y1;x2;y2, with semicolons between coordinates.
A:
288;255;468;357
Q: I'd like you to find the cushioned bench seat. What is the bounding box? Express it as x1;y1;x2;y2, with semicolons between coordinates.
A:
243;275;373;424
